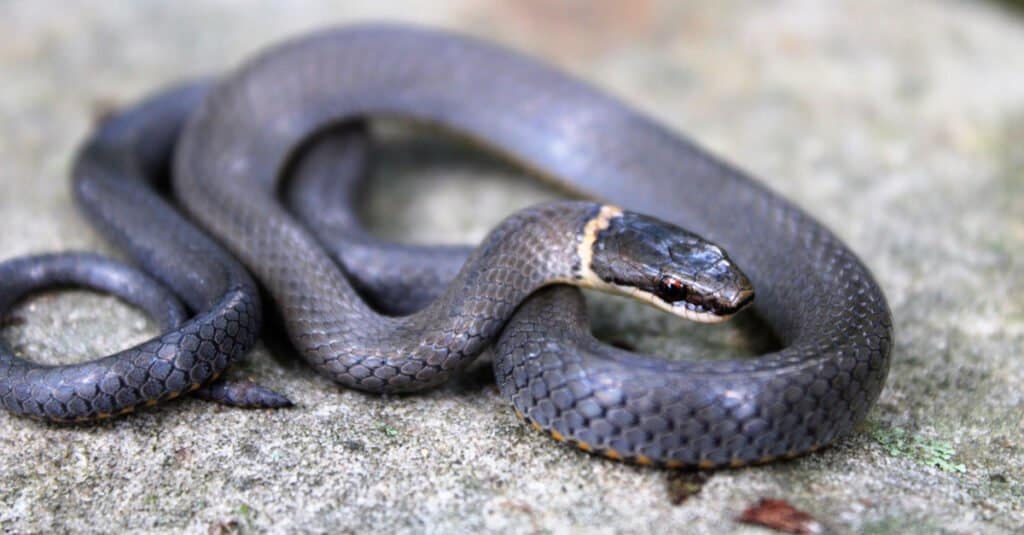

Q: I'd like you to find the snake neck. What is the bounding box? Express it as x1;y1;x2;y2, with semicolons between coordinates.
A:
405;201;610;328
302;201;618;391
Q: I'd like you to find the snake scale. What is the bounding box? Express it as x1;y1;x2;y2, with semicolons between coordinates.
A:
0;24;892;468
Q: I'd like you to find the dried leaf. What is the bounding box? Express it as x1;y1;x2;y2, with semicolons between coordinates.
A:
737;498;822;534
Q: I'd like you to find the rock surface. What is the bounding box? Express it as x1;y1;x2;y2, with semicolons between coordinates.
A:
1;1;1021;532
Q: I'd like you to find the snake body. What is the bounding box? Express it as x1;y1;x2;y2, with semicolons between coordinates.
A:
0;85;291;420
0;25;892;468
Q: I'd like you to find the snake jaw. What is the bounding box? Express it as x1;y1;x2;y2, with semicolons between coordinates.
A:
671;291;753;322
600;281;738;324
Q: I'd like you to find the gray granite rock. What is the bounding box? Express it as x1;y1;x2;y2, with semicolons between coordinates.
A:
1;1;1021;532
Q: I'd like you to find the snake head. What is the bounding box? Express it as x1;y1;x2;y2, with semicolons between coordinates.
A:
581;208;754;323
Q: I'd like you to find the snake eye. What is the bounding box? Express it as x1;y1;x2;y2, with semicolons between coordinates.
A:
657;276;689;303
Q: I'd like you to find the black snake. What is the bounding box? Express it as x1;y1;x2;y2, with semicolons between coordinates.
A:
0;25;892;468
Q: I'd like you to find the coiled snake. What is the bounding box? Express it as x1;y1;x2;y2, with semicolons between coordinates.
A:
0;25;892;468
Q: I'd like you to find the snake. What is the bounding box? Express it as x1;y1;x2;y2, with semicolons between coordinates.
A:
0;24;892;469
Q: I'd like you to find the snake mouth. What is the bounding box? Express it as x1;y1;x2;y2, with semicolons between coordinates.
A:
610;285;749;324
669;299;734;323
672;301;723;323
665;286;754;323
580;273;755;324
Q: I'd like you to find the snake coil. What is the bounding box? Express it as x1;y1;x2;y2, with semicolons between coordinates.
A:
0;25;892;468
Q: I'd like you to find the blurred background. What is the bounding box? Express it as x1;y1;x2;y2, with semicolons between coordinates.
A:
0;1;1021;533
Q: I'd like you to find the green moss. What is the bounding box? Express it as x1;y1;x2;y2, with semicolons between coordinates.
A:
868;425;967;474
376;424;400;438
859;516;944;535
